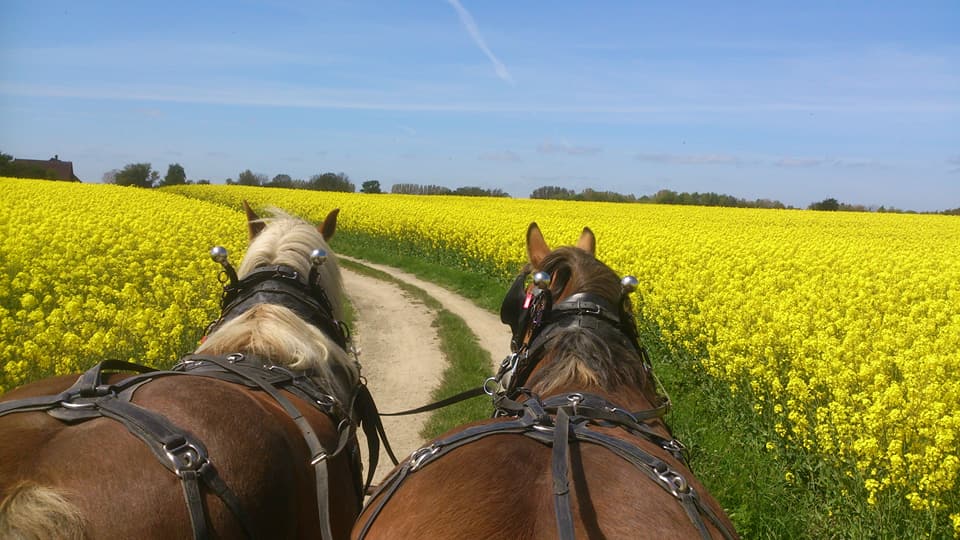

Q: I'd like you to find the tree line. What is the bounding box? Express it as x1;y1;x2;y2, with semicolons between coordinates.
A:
5;153;956;214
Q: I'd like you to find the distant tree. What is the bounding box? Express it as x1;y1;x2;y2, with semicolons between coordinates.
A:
161;163;186;186
808;198;840;211
196;179;211;185
102;169;119;184
237;169;266;186
576;188;636;203
452;186;510;197
309;172;355;192
361;180;382;194
114;163;154;188
0;152;12;172
267;174;295;189
531;186;576;200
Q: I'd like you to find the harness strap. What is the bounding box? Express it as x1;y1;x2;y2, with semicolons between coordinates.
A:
352;384;399;493
357;394;737;540
551;408;575;540
357;417;538;539
190;356;337;540
94;395;256;539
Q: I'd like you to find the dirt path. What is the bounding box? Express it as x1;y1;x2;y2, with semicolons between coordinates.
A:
340;260;510;484
340;255;512;372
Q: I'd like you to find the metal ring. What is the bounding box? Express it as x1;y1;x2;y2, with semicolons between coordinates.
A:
482;377;502;396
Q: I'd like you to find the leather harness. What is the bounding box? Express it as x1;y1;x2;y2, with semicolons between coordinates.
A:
0;263;396;540
356;270;737;539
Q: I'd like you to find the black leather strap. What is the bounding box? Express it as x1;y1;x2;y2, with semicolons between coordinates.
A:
357;393;737;540
378;386;487;417
551;408;575;540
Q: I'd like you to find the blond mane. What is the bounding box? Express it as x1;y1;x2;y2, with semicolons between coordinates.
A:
196;210;358;404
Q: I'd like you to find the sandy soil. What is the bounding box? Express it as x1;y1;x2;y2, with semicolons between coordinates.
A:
340;260;511;484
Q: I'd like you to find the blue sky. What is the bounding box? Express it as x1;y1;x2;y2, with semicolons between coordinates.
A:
2;1;958;210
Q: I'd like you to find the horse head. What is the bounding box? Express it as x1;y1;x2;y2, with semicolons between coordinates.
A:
498;222;661;409
197;201;359;406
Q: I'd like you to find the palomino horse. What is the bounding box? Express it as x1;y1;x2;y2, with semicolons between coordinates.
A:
354;223;738;539
0;203;388;539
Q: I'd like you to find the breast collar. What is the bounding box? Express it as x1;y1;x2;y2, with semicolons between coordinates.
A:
205;265;347;349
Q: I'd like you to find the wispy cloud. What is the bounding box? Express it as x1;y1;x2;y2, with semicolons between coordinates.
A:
775;156;880;169
775;157;825;168
446;0;514;85
479;150;522;162
948;155;960;174
635;152;741;165
539;141;602;156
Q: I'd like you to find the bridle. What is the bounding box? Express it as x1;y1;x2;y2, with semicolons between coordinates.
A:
204;246;349;349
495;266;668;414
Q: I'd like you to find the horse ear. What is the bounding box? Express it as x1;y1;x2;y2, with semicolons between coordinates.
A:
243;200;265;241
526;222;550;267
576;227;596;256
319;208;340;241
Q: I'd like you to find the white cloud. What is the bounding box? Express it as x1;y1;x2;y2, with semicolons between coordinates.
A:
538;141;601;156
446;0;514;85
635;152;741;165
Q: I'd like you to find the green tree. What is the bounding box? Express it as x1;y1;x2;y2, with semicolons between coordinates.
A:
309;172;355;192
162;163;186;186
268;174;294;188
531;185;576;200
114;163;154;188
808;198;840;211
237;169;265;186
361;180;382;194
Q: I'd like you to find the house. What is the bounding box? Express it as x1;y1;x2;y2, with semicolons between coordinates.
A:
11;155;81;181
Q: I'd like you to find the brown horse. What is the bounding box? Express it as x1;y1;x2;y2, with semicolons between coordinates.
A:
0;203;387;539
354;223;738;539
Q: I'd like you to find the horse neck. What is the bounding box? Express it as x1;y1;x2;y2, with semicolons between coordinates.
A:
525;338;661;414
196;304;358;404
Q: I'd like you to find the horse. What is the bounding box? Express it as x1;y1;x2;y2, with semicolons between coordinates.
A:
353;223;738;539
0;202;389;539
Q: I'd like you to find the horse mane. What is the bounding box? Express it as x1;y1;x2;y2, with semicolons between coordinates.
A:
526;247;652;397
196;210;358;405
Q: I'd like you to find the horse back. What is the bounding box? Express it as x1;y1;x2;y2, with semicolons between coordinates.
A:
0;373;359;539
357;419;732;539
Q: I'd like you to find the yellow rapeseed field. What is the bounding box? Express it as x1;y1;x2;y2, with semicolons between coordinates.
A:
2;179;957;531
167;184;960;530
0;178;245;393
